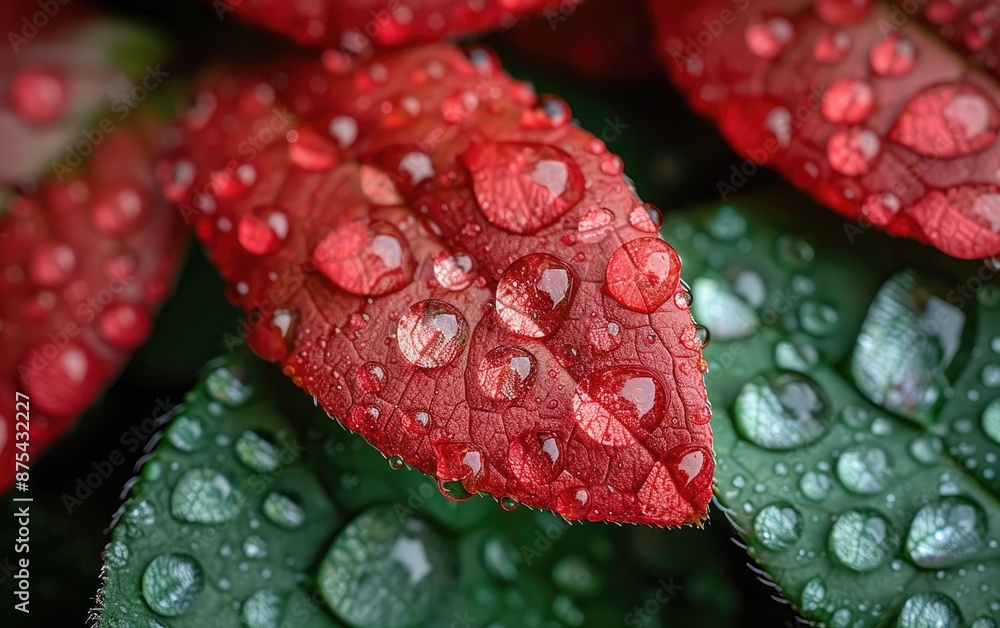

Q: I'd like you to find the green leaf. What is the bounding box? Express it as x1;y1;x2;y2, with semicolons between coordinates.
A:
665;199;1000;627
97;352;644;627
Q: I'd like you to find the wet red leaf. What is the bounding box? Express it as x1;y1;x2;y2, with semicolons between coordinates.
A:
650;0;1000;259
0;126;187;491
167;45;713;525
219;0;555;49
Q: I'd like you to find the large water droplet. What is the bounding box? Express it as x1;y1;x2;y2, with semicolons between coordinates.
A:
754;503;803;550
235;431;282;473
851;271;964;421
476;347;537;401
317;507;447;627
462;142;584;234
496;254;575;338
238;207;289;256
605;238;681;314
433;443;487;493
288;126;339;171
242;588;283;628
262;492;306;529
828;509;898;572
141;553;204;616
396;300;469;368
734;371;830;450
691;276;759;340
905;497;986;568
509;430;563;484
836;445;893;494
171;469;243;524
315;220;414;296
572;366;667;446
897;593;962;628
890;83;999;157
827;126;880;175
556;487;591;520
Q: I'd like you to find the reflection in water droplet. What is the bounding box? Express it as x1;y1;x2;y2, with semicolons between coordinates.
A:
605;238;681;314
692;276;759;340
171;469;243;524
572;367;667;446
982;398;1000;444
734;371;830;450
753;503;803;550
905;497;986;568
314;220;414;296
897;593;962;628
890;83;999;157
828;509;898;572
396;300;469;368
496;254;575;338
477;347;537;402
800;471;832;502
836;445;893;495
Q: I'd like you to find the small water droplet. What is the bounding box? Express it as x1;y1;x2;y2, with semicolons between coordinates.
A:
262;492;306;529
396;300;469;368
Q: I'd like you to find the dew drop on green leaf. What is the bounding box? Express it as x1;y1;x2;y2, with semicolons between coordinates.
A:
234;430;282;473
552;555;601;597
734;371;830;450
897;592;962;628
166;414;206;452
241;588;283;628
799;471;832;502
141;553;204;617
982;398;1000;445
851;271;965;421
171;469;243;524
774;340;818;371
798;300;839;337
318;507;449;628
262;492;305;529
483;536;519;582
828;509;898;572
836;445;894;495
706;205;747;241
909;436;942;465
206;366;253;407
242;535;268;559
753;503;803;550
800;577;826;612
691;276;758;340
904;497;986;568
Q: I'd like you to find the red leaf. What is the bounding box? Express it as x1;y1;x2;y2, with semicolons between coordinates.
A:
0;126;187;491
650;0;1000;259
221;0;554;48
168;45;713;525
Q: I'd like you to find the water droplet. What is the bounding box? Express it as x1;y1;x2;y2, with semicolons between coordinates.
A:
328;115;358;148
500;496;519;511
799;300;840;336
572;366;667;445
235;431;282;473
800;471;832;501
206;367;252;407
476;347;537;401
577;207;615;241
754;503;803;550
437;480;476;501
639;447;714;519
630;204;663;233
745;16;794;59
432;250;475;291
315;220;414;296
405;409;432;435
167;414;206;452
828;509;898;571
247;308;299;362
982;398;1000;444
734;371;830;450
897;593;962;628
396;300;469;368
509;430;563;484
870;34;916;75
262;492;306;529
433;443;486;494
98;302;151;350
238;207;289;255
171;469;243;524
496;254;575;338
588;319;623;353
605;238;681;313
890;83;999;157
827;126;880;175
90;184;149;236
462;142;584;234
142;553;204;617
357;362;387;395
28;242;75;286
822;79;875;123
690;276;758;340
906;497;986;567
801;577;827;611
8;66;67;124
836;445;893;494
242;536;268;559
388;455;404;470
556;487;590;519
814;28;851;62
910;436;942;465
851;271;964;420
242;589;283;628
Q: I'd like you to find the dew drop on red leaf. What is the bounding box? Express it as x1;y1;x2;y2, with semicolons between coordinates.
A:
7;66;67;124
314;220;414;295
476;347;537;402
821;78;875;123
605;238;681;313
572;366;667;446
869;34;917;76
495;254;576;338
396;300;470;368
509;429;563;484
745;15;795;59
827;126;880;175
889;83;999;157
238;207;290;256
